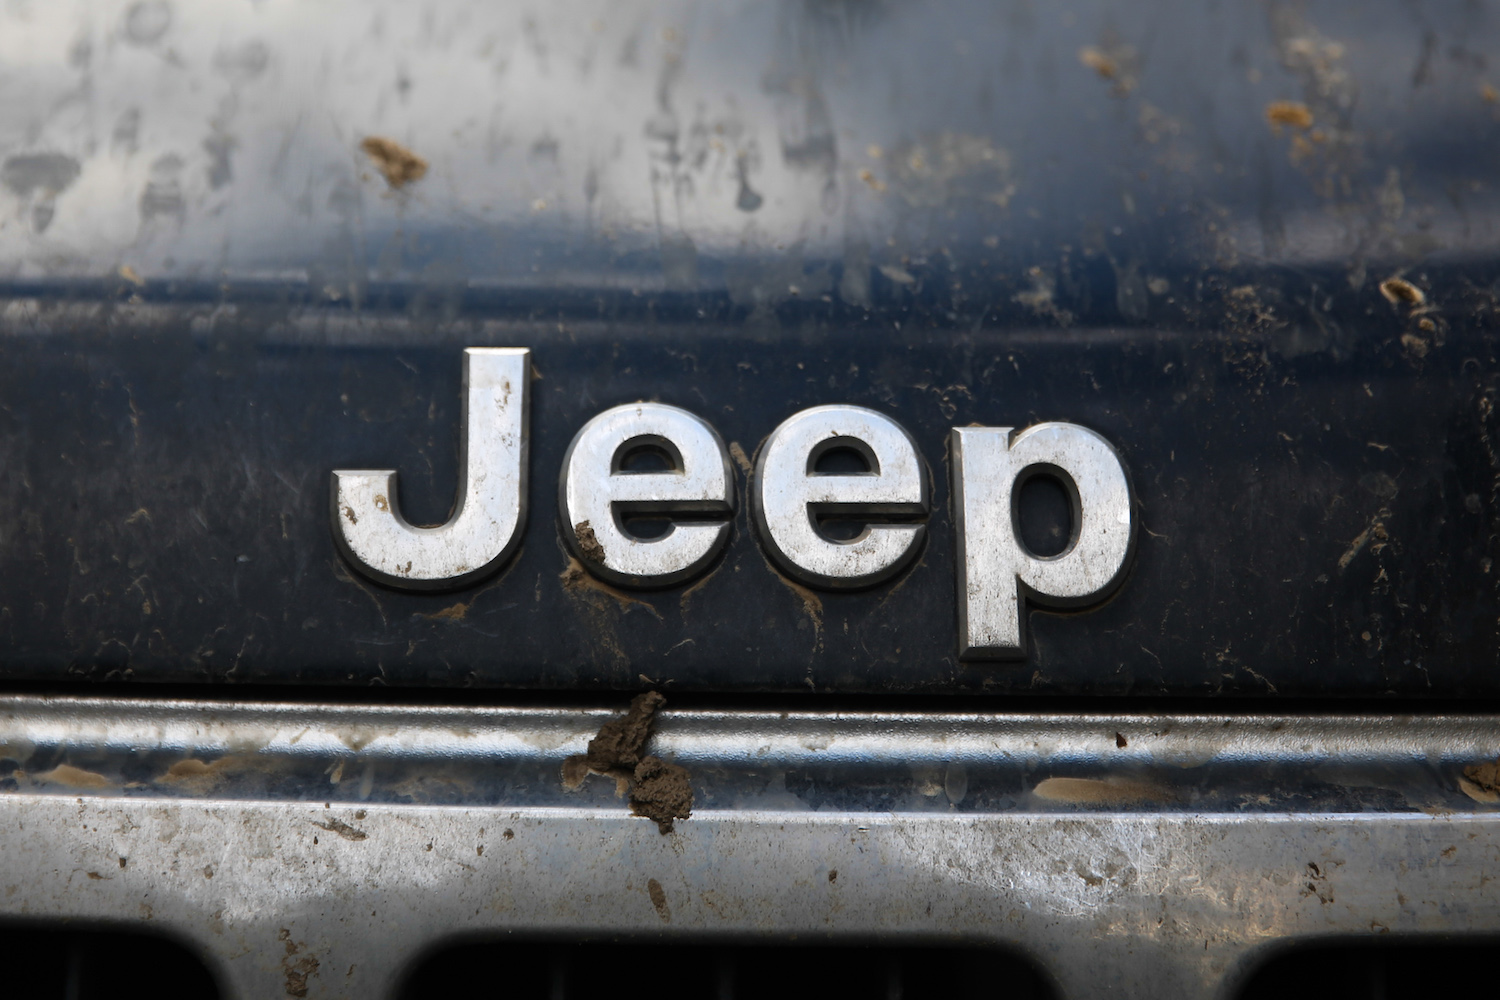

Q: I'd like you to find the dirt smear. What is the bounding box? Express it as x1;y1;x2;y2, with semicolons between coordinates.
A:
312;817;368;842
1032;776;1174;805
1461;760;1500;803
647;877;672;921
157;755;252;795
560;555;659;616
757;551;824;650
36;763;112;789
425;598;472;622
279;929;320;998
562;692;693;834
360;136;428;189
728;441;754;476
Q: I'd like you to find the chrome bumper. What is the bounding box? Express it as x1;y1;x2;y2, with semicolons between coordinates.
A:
2;695;1497;998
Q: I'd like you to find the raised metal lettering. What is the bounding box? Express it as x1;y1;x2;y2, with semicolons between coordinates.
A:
559;403;734;586
330;347;530;590
753;405;928;589
951;423;1134;659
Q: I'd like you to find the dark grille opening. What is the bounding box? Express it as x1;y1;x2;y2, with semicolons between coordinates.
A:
398;941;1055;1000
1238;940;1498;999
3;927;220;1000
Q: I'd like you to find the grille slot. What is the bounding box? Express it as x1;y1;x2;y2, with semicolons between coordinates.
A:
397;941;1054;1000
3;928;219;1000
1239;941;1497;999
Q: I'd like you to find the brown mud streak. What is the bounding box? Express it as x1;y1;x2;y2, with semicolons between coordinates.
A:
1032;776;1175;805
312;817;368;842
678;556;725;614
36;763;111;789
560;555;660;617
647;878;672;922
728;441;754;477
756;551;824;650
279;929;320;998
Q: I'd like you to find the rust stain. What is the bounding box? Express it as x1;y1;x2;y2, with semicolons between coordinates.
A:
360;136;427;189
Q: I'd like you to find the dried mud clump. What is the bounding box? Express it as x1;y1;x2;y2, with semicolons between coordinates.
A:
562;691;694;833
630;755;694;834
586;690;665;777
1378;277;1425;307
360;136;428;189
1265;100;1314;130
575;520;607;563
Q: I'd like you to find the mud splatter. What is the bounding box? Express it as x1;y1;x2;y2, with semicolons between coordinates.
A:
1265;100;1314;130
575;520;607;564
360;136;428;189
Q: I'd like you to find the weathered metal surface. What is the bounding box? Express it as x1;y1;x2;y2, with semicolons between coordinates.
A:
1;1;1498;694
0;696;1497;999
952;422;1135;659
